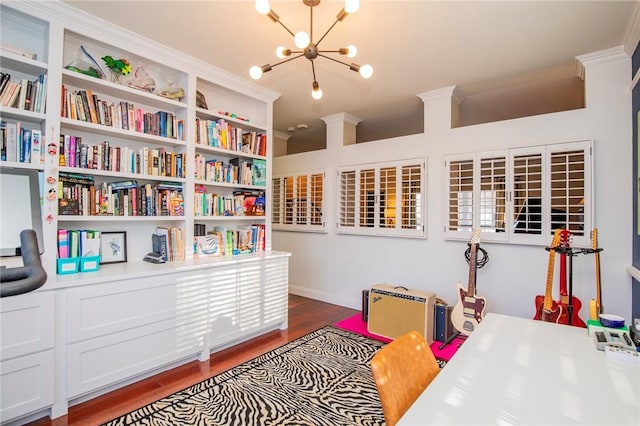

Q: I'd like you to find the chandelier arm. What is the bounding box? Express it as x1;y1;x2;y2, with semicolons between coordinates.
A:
271;53;305;68
276;19;296;38
317;53;351;67
311;60;318;82
315;17;342;47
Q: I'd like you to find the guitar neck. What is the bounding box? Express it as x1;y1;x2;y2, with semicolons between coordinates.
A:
559;230;570;301
467;243;477;295
543;244;556;311
543;230;562;311
593;229;602;313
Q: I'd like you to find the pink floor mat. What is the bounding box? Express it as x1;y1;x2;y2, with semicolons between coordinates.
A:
335;313;464;362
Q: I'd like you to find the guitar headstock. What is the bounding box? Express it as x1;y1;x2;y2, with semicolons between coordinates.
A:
470;227;481;245
559;229;571;247
550;229;562;248
591;228;598;250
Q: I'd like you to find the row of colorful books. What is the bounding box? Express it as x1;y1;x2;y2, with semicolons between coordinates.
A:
195;117;267;156
0;121;44;164
193;224;266;257
61;85;185;140
194;155;266;187
0;72;47;113
194;188;265;217
58;173;184;217
59;134;185;178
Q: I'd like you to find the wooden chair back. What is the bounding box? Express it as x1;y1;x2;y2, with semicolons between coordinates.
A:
370;331;440;426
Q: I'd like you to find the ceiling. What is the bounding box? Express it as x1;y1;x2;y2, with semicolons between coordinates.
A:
63;0;638;149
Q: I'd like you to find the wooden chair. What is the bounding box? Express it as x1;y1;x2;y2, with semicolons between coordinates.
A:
370;331;440;426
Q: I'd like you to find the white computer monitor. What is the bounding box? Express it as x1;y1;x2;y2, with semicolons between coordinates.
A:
0;168;44;257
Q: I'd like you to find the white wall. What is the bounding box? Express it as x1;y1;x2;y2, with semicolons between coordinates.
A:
273;48;633;323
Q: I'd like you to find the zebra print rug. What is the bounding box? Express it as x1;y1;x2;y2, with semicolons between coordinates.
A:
103;326;388;426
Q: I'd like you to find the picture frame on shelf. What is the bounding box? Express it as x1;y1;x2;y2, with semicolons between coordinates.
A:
100;231;127;264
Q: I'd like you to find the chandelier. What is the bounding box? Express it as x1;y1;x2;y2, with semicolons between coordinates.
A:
250;0;373;100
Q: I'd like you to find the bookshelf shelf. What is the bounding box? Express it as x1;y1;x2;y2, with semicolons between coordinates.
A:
57;215;183;222
194;215;266;221
59;166;186;183
0;50;47;73
59;117;186;147
194;143;266;161
196;107;267;132
62;69;187;112
0;105;46;123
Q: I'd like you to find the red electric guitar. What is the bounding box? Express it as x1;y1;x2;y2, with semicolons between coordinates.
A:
534;229;563;323
451;228;487;336
556;229;586;327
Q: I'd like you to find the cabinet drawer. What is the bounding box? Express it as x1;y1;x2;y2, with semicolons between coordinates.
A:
66;271;209;343
0;349;54;423
0;292;54;361
66;318;205;398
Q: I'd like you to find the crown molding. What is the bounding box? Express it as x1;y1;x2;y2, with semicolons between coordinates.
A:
576;46;627;67
624;2;640;57
321;112;361;126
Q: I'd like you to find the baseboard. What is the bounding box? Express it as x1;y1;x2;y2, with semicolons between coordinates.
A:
289;285;361;310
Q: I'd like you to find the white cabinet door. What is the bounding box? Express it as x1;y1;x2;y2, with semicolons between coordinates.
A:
65;271;208;398
0;292;55;423
0;350;54;423
209;255;289;350
0;291;54;361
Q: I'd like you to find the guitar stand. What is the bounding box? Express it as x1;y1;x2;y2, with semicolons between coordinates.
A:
438;330;466;350
546;245;602;326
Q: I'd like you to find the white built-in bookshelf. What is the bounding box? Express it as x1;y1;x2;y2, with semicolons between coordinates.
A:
0;2;287;423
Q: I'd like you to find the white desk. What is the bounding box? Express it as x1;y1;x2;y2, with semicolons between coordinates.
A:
399;313;640;425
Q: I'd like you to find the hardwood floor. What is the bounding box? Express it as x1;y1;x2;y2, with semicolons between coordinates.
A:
28;294;358;426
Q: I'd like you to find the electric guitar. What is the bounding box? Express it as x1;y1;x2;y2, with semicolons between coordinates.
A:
451;228;487;335
589;228;602;321
534;229;563;323
557;229;587;327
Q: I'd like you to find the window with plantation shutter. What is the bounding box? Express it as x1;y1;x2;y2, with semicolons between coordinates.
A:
337;158;426;238
272;171;326;232
448;158;474;231
445;140;592;247
339;170;356;227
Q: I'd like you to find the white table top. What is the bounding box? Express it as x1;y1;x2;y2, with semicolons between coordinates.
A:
399;313;640;425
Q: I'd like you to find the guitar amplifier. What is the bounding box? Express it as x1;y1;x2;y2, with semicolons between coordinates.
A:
367;284;435;343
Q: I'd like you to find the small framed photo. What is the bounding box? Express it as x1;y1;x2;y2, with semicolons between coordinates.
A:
100;231;127;264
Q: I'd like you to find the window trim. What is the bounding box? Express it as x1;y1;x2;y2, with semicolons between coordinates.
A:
444;140;593;247
272;170;327;233
337;158;427;239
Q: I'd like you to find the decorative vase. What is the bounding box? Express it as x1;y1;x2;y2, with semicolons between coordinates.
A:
110;71;122;84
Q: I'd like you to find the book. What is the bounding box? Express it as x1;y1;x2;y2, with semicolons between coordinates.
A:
57;229;69;258
30;129;42;164
194;234;221;256
5;122;17;162
252;158;266;186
